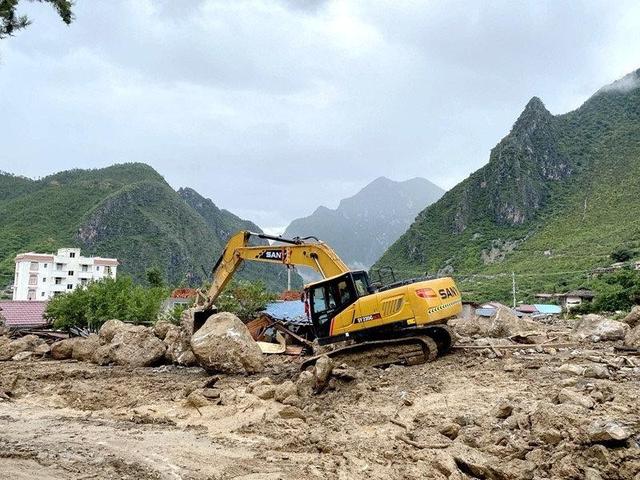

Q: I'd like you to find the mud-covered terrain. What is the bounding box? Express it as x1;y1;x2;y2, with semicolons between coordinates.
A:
1;337;639;480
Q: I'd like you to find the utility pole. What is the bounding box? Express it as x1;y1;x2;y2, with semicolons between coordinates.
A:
512;272;516;308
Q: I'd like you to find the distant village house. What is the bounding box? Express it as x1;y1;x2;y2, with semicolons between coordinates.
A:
12;248;118;301
534;289;595;311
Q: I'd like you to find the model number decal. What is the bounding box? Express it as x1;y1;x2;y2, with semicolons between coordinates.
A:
353;313;381;324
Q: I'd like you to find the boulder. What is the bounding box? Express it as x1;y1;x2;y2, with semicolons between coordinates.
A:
274;380;297;403
72;334;101;362
494;399;514;419
295;370;315;398
253;384;276;400
278;405;306;421
153;319;173;340
624;324;640;349
0;334;43;361
622;305;640;328
164;325;197;366
92;344;113;366
186;390;210;408
558;388;595;409
98;319;127;344
34;343;51;356
450;305;541;339
314;355;334;386
588;420;631;444
190;312;264;374
12;351;34;361
572;315;628;342
50;337;80;360
110;325;166;367
488;306;541;338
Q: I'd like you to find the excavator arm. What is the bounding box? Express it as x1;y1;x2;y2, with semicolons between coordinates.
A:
197;230;350;310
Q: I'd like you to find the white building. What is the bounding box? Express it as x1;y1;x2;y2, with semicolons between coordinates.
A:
12;248;118;301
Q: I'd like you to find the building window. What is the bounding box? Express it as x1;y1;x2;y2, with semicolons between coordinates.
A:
70;252;76;258
96;266;100;271
68;270;74;276
41;292;46;297
28;275;37;286
55;278;62;285
42;277;46;282
53;292;61;297
28;289;36;300
81;278;88;286
56;263;63;271
82;264;88;272
106;266;112;275
30;262;39;271
67;284;73;290
44;263;48;268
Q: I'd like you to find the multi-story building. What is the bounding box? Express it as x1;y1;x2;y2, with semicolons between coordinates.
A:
12;248;118;301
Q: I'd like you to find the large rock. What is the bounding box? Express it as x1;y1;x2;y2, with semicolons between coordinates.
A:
92;344;113;366
0;334;43;361
450;305;541;339
164;324;197;366
190;312;264;374
573;315;629;342
98;319;135;344
622;305;640;328
153;319;173;340
72;334;101;362
588;420;631;444
50;337;80;360
624;324;640;348
110;325;166;367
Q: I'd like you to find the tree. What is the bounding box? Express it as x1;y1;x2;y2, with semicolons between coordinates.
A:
45;276;168;330
610;247;634;263
1;0;73;39
215;280;276;320
146;267;165;288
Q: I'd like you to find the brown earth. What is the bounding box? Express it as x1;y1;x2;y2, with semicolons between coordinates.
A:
0;340;639;479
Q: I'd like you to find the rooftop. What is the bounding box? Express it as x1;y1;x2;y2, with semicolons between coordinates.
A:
0;301;49;328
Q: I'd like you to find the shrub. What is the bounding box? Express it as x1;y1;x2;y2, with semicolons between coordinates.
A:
45;276;168;330
215;280;276;320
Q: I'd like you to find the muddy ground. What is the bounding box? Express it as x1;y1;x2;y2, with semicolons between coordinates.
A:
1;341;639;479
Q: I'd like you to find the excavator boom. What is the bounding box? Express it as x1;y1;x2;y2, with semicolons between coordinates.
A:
199;230;349;309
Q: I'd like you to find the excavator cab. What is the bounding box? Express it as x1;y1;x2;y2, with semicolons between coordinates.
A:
305;271;371;339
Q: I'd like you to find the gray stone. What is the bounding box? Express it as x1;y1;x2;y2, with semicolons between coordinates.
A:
296;370;315;398
34;343;51;356
12;351;34;361
624;324;640;348
573;315;628;342
622;305;640;328
98;319;127;344
274;380;297;403
163;325;196;366
110;326;166;367
253;384;276;400
0;334;43;361
279;405;306;420
190;312;264;374
314;355;333;386
588;420;631;443
153;319;172;340
558;388;595;409
92;344;113;366
186;390;210;408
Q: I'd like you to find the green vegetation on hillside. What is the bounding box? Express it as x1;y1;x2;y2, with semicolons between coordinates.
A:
375;70;640;304
0;163;295;292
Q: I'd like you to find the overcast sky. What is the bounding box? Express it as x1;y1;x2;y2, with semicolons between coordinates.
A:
1;1;639;233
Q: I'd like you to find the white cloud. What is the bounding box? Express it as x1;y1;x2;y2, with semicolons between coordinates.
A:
1;0;639;229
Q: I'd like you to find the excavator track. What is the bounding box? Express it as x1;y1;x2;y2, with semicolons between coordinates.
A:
301;335;439;370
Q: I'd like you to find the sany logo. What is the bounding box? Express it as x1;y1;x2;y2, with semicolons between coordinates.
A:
257;249;285;261
438;286;459;299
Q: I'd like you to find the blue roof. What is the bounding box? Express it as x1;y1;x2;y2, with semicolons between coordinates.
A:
533;304;562;314
262;300;309;324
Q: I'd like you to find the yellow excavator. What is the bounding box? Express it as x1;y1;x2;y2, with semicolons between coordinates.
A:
193;230;462;367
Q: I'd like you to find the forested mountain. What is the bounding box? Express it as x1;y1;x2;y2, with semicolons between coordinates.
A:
0;163;298;291
375;69;640;302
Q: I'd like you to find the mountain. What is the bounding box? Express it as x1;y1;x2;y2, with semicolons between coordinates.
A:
375;69;640;302
0;163;299;291
283;177;445;272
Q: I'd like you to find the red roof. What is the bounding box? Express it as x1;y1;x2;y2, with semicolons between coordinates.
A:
0;301;49;328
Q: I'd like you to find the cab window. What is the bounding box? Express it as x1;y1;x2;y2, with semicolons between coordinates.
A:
352;272;369;297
